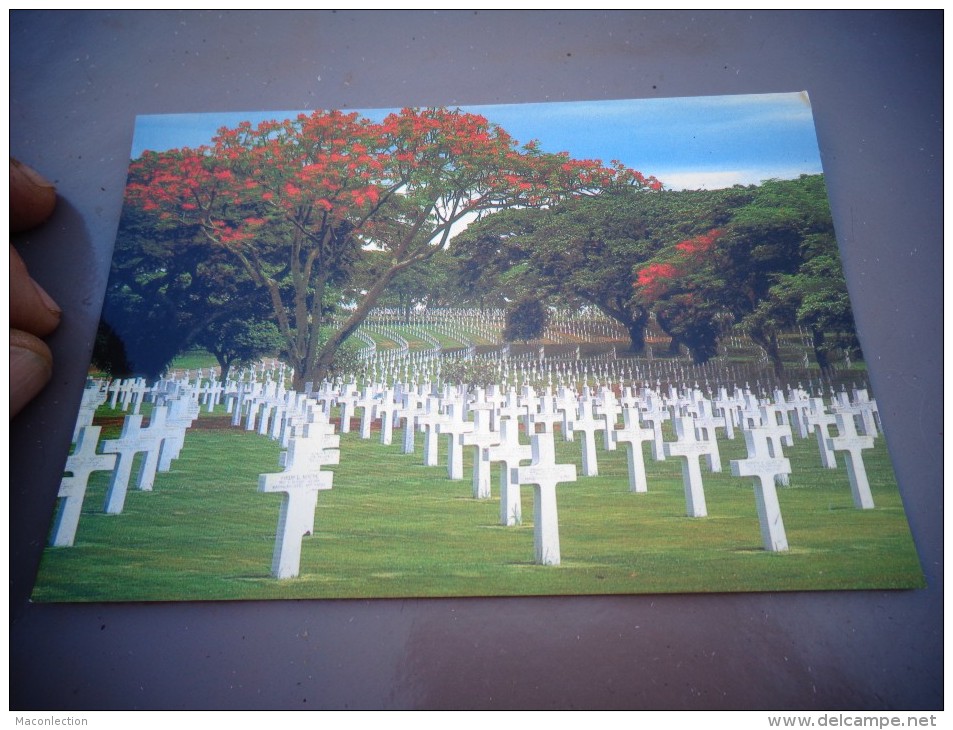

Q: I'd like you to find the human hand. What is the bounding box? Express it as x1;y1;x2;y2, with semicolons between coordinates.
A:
10;158;60;418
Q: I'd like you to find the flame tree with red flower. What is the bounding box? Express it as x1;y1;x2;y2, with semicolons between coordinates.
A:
632;175;854;373
124;108;659;386
632;228;734;362
450;185;747;354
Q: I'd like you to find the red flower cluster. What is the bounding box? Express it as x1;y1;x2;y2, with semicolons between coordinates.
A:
633;228;723;303
674;228;722;255
635;262;679;301
126;107;661;252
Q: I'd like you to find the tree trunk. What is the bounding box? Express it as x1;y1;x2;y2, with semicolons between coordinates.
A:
294;257;424;389
667;335;682;357
593;302;648;355
768;334;784;377
811;327;830;370
749;327;784;377
624;313;648;355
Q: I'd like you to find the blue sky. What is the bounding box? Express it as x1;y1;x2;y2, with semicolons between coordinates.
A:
130;92;823;191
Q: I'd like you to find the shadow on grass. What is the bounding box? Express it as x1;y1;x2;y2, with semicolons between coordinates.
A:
730;546;819;555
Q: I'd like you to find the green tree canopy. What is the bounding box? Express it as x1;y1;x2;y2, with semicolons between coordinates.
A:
124;108;659;387
502;297;549;342
633;175;855;371
96;201;278;379
452;185;752;353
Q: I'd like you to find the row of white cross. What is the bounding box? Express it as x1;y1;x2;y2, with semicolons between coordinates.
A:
53;385;200;547
56;373;882;581
292;388;877;564
358;306;631;346
248;379;881;575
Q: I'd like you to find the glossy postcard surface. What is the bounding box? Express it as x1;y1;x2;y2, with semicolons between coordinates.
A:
32;93;924;602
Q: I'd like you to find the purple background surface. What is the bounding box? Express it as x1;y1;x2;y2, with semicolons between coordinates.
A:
10;10;942;710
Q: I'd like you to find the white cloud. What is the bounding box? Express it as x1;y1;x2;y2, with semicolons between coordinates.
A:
656;166;821;191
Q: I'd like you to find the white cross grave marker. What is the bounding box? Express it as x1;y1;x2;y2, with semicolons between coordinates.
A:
850;388;881;437
437;400;475;480
595;388;622;451
730;428;792;552
72;381;109;442
417;397;450;467
259;425;337;579
663;416;715;518
157;399;199;472
514;431;578;566
527;389;561;435
100;412;168;514
806;397;838;469
460;408;501;499
230;383;251;426
555;387;578;442
827;412;877;510
376;389;398;446
612;406;654;493
756;405;794;486
485;418;532;526
572;399;604;477
124;378;149;414
397;392;428;455
712;388;739;440
692;398;729;455
639;397;670;461
336;384;359;434
50;426;117;546
355;388;378;439
497;389;527;427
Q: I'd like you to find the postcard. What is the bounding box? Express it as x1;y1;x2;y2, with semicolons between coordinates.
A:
31;93;924;602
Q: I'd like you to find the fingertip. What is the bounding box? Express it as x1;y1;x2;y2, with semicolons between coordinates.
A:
10;158;57;233
9;245;62;337
29;276;63;322
10;329;54;418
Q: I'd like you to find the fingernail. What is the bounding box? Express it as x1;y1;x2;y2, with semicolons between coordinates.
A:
31;277;62;317
11;158;55;191
10;345;53;418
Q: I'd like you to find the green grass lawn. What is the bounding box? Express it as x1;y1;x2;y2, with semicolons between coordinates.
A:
168;349;221;371
32;408;924;603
